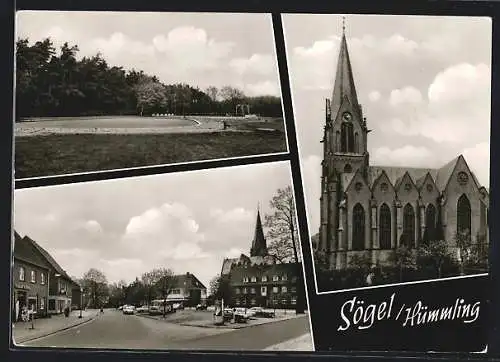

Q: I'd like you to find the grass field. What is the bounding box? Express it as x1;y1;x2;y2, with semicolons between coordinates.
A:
15;130;287;178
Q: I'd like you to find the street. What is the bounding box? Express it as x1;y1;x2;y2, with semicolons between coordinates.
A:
20;309;310;350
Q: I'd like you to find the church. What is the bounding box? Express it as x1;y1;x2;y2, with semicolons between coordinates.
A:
221;208;301;309
316;23;490;270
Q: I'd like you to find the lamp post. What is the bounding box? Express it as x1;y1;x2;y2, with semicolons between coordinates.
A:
79;287;83;318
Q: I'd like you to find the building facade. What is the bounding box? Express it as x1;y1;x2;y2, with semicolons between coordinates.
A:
317;25;490;270
222;209;300;309
23;235;79;314
166;272;207;307
12;232;50;320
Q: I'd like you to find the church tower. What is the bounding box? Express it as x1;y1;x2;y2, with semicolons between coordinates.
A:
319;18;370;259
250;207;268;257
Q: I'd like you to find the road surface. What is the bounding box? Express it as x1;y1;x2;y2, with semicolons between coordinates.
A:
21;309;310;351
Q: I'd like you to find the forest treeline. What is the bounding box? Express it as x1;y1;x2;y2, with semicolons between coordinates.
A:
15;38;283;119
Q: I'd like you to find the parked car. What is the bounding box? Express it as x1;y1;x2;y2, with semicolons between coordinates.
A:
196;304;207;310
248;307;274;318
172;303;184;311
233;308;251;323
118;305;124;311
136;305;148;313
149;300;173;315
123;305;135;315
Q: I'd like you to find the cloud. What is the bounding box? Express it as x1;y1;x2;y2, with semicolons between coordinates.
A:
229;54;275;76
389;86;422;106
368;91;381;102
243;81;281;96
371;145;437;168
462;142;490;188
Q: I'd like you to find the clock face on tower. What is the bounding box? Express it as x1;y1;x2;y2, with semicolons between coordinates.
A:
342;112;352;121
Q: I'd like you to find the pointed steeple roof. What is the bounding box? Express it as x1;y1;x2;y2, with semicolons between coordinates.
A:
331;17;360;116
250;206;267;257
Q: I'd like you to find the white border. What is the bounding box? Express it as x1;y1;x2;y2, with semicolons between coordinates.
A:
281;13;491;298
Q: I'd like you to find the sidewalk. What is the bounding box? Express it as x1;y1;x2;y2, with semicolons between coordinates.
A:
12;309;98;344
264;333;314;351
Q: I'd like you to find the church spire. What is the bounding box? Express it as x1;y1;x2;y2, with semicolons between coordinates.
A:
331;16;360;116
250;207;267;257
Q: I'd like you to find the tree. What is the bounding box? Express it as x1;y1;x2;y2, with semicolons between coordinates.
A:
417;240;452;279
81;268;109;308
135;80;167;116
209;274;232;304
264;185;305;314
141;270;161;306
152;268;177;318
389;245;414;282
205;86;219;102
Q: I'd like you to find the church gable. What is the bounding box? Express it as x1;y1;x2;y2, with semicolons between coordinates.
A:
372;170;396;194
345;169;371;202
418;172;439;205
395;171;419;201
444;155;481;196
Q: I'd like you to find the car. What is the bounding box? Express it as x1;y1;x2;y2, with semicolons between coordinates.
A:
136;305;148;313
122;305;135;315
172;303;184;311
196;304;207;310
118;305;124;311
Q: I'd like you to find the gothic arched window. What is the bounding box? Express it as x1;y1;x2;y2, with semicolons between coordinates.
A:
344;164;352;173
424;204;437;243
457;194;471;236
379;203;392;249
335;131;340;152
402;203;415;248
354;132;360;153
341;123;354;152
352;203;365;251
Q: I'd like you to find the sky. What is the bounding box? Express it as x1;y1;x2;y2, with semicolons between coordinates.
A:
15;11;281;97
283;14;492;232
14;162;293;288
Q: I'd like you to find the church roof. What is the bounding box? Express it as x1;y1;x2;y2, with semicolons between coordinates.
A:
250;208;267;257
331;30;360;116
367;155;483;193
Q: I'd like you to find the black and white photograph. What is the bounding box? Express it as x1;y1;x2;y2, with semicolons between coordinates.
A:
14;11;286;179
11;162;312;351
283;14;491;293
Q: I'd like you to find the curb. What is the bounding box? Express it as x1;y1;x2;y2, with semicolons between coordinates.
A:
14;315;97;344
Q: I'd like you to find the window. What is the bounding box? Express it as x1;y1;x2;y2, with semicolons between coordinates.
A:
335;131;341;152
352;203;365;251
291;297;297;305
261;275;267;282
379;203;392;249
236;299;241;306
423;204;437;244
281;299;288;305
235;288;240;294
40;297;45;310
341;122;354;152
171;289;181;294
261;286;267;296
272;275;279;282
251;298;256;306
273;286;278;293
282;274;287;281
242;276;249;283
19;267;25;281
281;286;287;293
291;286;297;293
344;164;352;173
250;276;257;283
243;288;247;294
354;132;359;153
402;203;416;248
40;273;45;285
457;194;471;236
31;270;36;283
250;288;256;294
291;276;297;283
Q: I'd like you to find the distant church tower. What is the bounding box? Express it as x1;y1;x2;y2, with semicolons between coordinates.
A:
250;207;268;257
319;18;369;263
